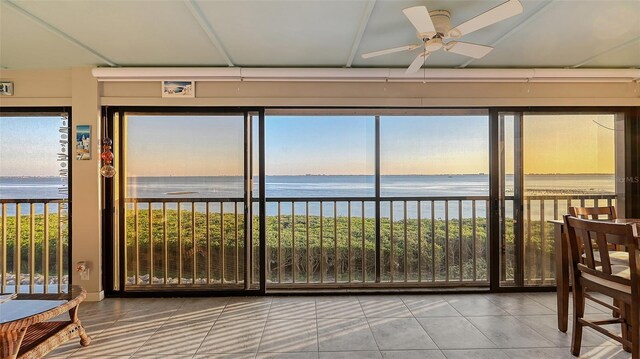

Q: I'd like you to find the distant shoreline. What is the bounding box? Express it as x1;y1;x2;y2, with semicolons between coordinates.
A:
1;173;616;179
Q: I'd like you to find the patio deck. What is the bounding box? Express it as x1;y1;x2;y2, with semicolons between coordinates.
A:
45;292;630;359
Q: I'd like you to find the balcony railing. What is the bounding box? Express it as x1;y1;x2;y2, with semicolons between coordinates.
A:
122;197;248;290
265;196;490;288
502;194;617;286
0;199;69;294
3;194;615;293
121;196;491;289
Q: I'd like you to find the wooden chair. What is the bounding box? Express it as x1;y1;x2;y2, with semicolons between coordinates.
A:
569;206;627;264
563;215;639;358
569;205;617;220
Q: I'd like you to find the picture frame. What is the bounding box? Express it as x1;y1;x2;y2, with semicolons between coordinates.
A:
0;81;13;96
76;125;91;160
162;80;195;98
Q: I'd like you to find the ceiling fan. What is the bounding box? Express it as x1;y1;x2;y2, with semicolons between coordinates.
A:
362;0;523;73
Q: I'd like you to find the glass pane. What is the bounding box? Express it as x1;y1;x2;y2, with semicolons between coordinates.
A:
265;116;375;197
251;114;260;287
500;114;516;286
522;114;616;286
380;115;489;284
265;115;375;285
0;114;70;293
123;114;245;288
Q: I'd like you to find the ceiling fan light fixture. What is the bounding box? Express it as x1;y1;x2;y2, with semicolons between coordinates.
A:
424;38;444;52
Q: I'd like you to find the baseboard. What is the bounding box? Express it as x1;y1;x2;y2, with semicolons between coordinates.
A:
85;290;105;302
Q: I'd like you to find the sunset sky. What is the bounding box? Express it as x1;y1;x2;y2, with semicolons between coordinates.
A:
0;115;67;176
0;114;616;177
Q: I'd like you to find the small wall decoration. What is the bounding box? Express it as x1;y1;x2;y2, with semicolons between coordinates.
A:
162;80;195;98
0;81;13;96
76;125;91;160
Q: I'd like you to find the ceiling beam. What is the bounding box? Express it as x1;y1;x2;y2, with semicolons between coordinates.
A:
346;0;376;68
183;0;234;67
572;36;640;68
459;0;557;68
2;0;117;67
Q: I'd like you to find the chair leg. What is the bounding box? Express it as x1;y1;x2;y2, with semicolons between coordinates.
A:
613;298;620;318
621;304;631;352
631;304;639;359
571;282;585;356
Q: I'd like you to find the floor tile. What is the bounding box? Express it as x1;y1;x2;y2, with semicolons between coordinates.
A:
483;293;556;316
256;353;319;359
269;298;316;319
381;350;446;359
368;317;438;350
359;296;413;318
418;317;496;349
502;347;577;359
193;354;255;359
524;292;607;315
133;319;214;355
68;319;161;356
316;297;365;318
443;295;509;316
467;316;556;348
42;292;633;359
319;351;382;359
442;349;509;359
171;296;228;319
197;319;266;354
579;346;633;359
218;297;271;321
401;295;461;317
259;319;318;352
515;314;616;347
317;318;378;351
132;356;192;358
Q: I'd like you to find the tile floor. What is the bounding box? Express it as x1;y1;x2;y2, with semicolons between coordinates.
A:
46;292;632;359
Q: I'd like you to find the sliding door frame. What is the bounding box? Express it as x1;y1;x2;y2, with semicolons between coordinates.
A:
0;107;73;293
490;106;632;291
104;106;262;297
101;105;636;297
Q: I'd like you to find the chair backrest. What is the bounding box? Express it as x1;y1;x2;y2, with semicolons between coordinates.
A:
569;206;617;220
563;215;639;289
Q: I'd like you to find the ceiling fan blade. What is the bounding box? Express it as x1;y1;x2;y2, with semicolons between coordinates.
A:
450;0;523;37
406;52;430;74
403;6;436;35
445;42;493;59
362;44;420;59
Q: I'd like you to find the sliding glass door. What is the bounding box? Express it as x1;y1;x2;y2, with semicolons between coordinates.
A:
262;110;489;289
108;107;624;293
499;112;619;287
380;113;490;285
119;112;252;291
0;111;71;294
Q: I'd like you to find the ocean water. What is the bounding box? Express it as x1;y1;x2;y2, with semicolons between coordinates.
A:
0;174;616;219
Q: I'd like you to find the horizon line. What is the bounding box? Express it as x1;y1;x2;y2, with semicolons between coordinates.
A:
0;173;617;178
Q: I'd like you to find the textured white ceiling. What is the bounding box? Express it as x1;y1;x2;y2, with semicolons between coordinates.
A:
0;0;638;70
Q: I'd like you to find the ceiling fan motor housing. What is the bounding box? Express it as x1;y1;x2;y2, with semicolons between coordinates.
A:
426;10;451;39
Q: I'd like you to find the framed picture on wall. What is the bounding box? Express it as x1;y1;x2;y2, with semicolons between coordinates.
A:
162;80;195;98
0;81;13;96
76;125;91;160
